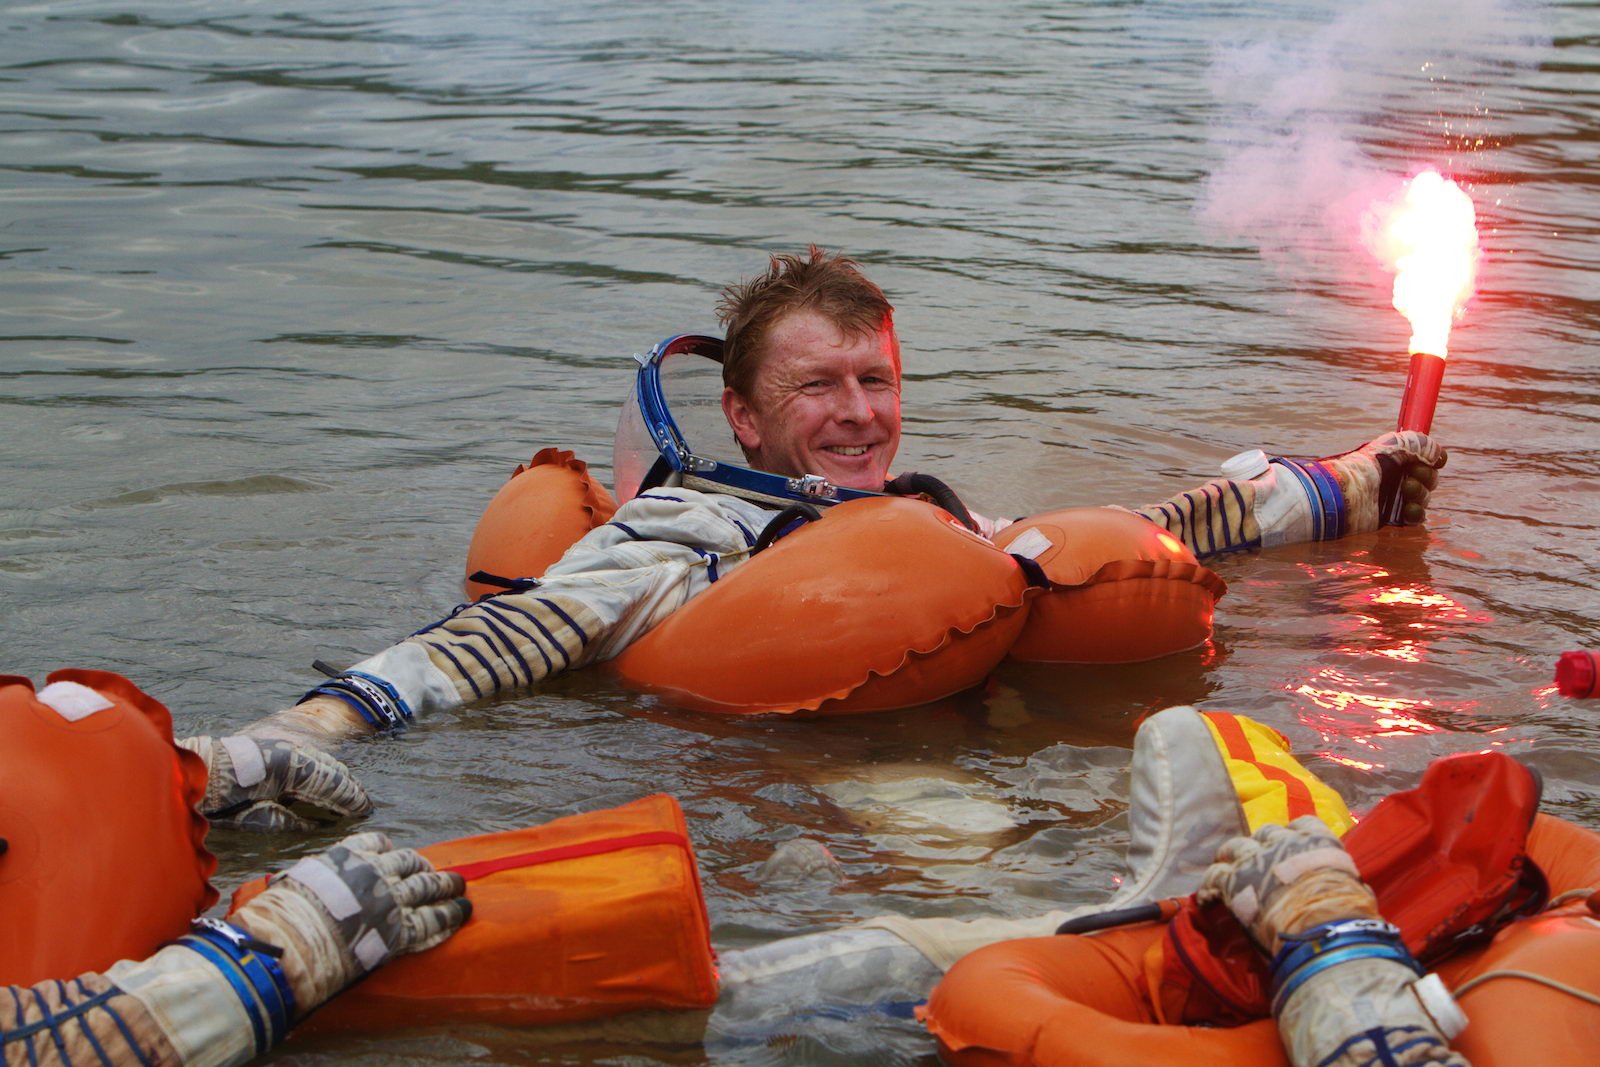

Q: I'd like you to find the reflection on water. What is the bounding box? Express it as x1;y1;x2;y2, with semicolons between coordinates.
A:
3;0;1599;1063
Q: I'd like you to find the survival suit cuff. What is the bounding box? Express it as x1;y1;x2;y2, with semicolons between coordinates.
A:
298;670;413;731
1269;458;1347;542
168;919;296;1054
1269;918;1420;1016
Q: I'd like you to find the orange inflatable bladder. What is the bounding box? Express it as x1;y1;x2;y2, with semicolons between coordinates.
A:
0;670;215;985
463;447;617;601
992;507;1226;663
922;815;1600;1067
230;794;717;1032
611;496;1032;715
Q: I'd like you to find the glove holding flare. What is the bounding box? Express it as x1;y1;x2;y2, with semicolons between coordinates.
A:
1319;430;1447;532
1198;816;1470;1067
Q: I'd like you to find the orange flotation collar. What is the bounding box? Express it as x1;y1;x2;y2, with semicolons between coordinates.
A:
0;670;216;985
993;508;1226;664
612;495;1032;714
230;794;718;1032
1155;750;1547;1026
464;448;617;601
464;449;1226;714
923;805;1600;1067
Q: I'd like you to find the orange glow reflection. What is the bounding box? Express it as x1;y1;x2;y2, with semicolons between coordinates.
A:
1365;643;1423;663
1296;683;1442;737
1366;585;1489;622
1321;753;1379;771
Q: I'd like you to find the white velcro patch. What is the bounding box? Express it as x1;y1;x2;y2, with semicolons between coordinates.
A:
220;735;267;788
1230;884;1261;927
37;681;115;722
284;858;361;921
1272;847;1358;885
1005;527;1055;561
352;929;389;971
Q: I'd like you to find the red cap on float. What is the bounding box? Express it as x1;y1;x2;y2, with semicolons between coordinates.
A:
1555;651;1600;699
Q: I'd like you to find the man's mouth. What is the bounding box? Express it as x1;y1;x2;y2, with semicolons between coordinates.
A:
822;445;872;457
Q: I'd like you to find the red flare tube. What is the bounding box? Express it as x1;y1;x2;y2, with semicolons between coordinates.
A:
1384;351;1447;525
1555;651;1600;699
1396;351;1447;434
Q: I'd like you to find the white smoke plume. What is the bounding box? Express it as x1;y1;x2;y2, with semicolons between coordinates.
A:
1198;0;1549;284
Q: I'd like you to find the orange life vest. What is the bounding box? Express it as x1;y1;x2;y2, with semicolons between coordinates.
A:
0;670;216;984
992;508;1225;664
230;793;718;1032
612;496;1032;714
463;447;617;601
1152;750;1547;1026
462;449;1227;714
921;809;1600;1067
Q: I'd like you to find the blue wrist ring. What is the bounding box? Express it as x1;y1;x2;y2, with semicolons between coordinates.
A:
168;919;297;1052
1270;918;1421;1015
1270;458;1347;541
298;669;413;730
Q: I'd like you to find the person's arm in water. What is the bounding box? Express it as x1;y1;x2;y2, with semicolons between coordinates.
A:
200;489;775;811
0;833;469;1067
1129;431;1446;561
1200;817;1469;1067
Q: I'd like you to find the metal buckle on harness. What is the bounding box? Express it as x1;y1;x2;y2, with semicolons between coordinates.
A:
192;917;285;959
787;474;840;500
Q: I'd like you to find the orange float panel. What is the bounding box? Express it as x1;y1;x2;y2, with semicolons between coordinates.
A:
611;496;1031;715
922;814;1600;1067
992;508;1225;663
230;794;717;1032
463;447;617;602
0;670;215;985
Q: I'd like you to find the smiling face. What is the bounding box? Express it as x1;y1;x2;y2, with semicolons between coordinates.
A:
721;308;902;491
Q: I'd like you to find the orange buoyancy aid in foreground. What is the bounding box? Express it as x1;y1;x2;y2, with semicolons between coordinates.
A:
1152;749;1547;1026
922;801;1600;1067
0;670;216;984
612;496;1032;714
230;794;718;1032
463;448;618;602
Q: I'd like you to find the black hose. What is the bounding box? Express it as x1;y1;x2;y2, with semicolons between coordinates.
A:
883;472;981;533
752;503;823;554
1055;901;1166;936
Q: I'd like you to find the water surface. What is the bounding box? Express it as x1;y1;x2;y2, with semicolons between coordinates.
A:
4;2;1598;1063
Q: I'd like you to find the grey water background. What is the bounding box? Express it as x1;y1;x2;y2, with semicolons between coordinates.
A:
3;0;1598;1062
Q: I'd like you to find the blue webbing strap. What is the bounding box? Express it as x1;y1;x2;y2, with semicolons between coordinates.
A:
298;669;413;730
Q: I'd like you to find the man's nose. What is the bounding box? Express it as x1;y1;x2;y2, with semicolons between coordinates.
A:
833;379;875;422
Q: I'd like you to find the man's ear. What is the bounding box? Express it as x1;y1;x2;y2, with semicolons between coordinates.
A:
722;387;762;453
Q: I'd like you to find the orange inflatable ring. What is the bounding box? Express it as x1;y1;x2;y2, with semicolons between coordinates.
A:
0;670;216;985
992;508;1226;663
230;794;717;1032
920;813;1600;1067
463;447;617;602
612;496;1032;715
463;453;1226;710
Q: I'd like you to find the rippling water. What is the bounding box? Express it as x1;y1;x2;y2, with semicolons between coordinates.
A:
4;1;1598;1063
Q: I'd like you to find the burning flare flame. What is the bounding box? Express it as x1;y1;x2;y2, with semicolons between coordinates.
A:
1372;169;1480;357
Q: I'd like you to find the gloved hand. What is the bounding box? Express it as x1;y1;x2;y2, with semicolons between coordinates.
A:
1196;815;1375;954
179;734;373;832
231;831;471;1017
1197;818;1469;1067
1320;431;1447;534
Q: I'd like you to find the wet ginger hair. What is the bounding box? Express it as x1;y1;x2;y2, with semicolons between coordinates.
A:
716;246;897;398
